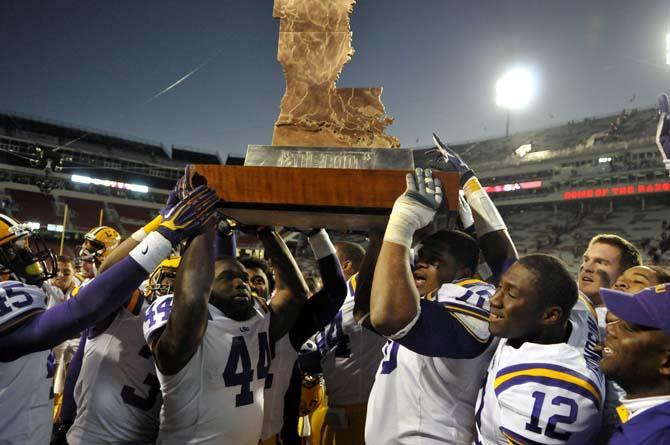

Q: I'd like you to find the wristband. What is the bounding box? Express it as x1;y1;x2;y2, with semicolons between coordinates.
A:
307;229;336;260
383;202;433;249
129;231;173;273
462;177;507;235
131;214;163;242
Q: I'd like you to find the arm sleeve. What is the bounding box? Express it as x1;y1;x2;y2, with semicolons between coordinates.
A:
0;256;149;361
393;298;492;359
214;229;236;259
289;254;347;349
59;331;87;424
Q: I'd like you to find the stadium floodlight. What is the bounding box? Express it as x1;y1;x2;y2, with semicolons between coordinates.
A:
496;67;537;136
71;174;149;194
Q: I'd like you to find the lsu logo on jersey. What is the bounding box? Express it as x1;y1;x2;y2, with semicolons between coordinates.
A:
0;281;47;327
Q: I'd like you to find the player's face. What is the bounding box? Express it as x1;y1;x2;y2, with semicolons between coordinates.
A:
211;259;253;316
413;247;460;295
246;266;269;300
53;260;74;291
80;260;95;279
611;266;661;293
600;312;670;391
578;242;623;301
488;262;543;340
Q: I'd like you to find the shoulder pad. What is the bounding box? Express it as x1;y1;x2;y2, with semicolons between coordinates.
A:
143;294;174;343
429;280;495;342
0;281;47;328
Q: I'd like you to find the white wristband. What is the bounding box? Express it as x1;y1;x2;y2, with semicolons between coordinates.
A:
308;229;336;260
463;177;507;235
129;231;173;273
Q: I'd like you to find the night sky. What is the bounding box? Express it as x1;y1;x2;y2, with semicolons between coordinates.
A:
1;0;669;158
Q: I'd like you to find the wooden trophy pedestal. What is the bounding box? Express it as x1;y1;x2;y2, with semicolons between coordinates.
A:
193;164;459;230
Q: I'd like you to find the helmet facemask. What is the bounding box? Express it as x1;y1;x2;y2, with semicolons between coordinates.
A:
0;231;57;286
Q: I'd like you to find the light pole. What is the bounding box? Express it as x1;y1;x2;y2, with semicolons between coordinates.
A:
495;67;536;137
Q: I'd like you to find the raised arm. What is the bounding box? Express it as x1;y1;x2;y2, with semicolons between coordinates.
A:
433;134;518;284
288;229;347;349
352;229;383;327
151;224;215;375
370;168;442;336
0;185;217;362
261;229;310;343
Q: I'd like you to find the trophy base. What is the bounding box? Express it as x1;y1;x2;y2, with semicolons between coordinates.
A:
193;164;459;230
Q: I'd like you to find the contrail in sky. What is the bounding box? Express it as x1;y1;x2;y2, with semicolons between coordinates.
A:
143;51;221;105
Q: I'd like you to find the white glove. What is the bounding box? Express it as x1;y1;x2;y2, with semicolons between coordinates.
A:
384;168;443;248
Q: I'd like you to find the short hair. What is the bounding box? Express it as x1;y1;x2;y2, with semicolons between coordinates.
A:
334;242;366;272
588;234;642;272
239;255;275;293
648;265;670;284
517;254;578;322
57;255;74;266
420;230;480;275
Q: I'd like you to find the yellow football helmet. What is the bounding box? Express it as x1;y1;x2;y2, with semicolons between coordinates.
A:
0;213;57;285
299;373;325;417
79;226;121;263
144;256;181;300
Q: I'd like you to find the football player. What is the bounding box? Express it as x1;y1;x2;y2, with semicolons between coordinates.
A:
143;220;310;444
578;234;641;312
475;254;604;444
600;281;670;444
310;240;387;445
260;229;347;445
78;225;121;282
0;183;214;444
359;167;501;444
64;257;182;444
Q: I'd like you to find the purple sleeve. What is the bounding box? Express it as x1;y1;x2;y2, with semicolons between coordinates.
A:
0;256;148;361
288;254;347;349
59;331;87;424
394;299;492;358
215;229;236;259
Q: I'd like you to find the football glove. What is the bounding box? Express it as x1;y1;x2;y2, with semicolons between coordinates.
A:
157;185;219;247
432;133;475;185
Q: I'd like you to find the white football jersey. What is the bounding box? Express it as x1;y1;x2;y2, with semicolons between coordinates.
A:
0;282;55;445
314;275;386;405
261;333;298;440
366;279;498;445
67;297;160;445
474;296;605;445
143;294;272;445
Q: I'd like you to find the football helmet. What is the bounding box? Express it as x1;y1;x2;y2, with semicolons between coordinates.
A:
144;256;181;300
79;226;121;263
299;373;325;416
0;213;57;286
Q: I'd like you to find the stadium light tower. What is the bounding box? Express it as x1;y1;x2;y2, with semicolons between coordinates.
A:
496;67;536;137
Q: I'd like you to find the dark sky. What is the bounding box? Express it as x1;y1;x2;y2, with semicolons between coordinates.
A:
1;0;669;157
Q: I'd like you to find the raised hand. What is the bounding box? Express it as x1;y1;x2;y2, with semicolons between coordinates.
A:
176;164;209;200
389;167;443;236
432;133;475;185
157;185;219;247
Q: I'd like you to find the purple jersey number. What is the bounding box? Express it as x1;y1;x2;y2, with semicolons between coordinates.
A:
120;345;161;412
223;332;273;407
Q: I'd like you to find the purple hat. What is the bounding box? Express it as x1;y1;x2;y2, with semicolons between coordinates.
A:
600;284;670;336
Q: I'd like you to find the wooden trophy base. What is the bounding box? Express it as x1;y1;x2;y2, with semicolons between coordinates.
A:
193;165;459;230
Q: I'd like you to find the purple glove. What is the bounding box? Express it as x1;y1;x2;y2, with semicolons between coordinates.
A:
176;164;209;200
157;185;219;247
432;133;475;185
